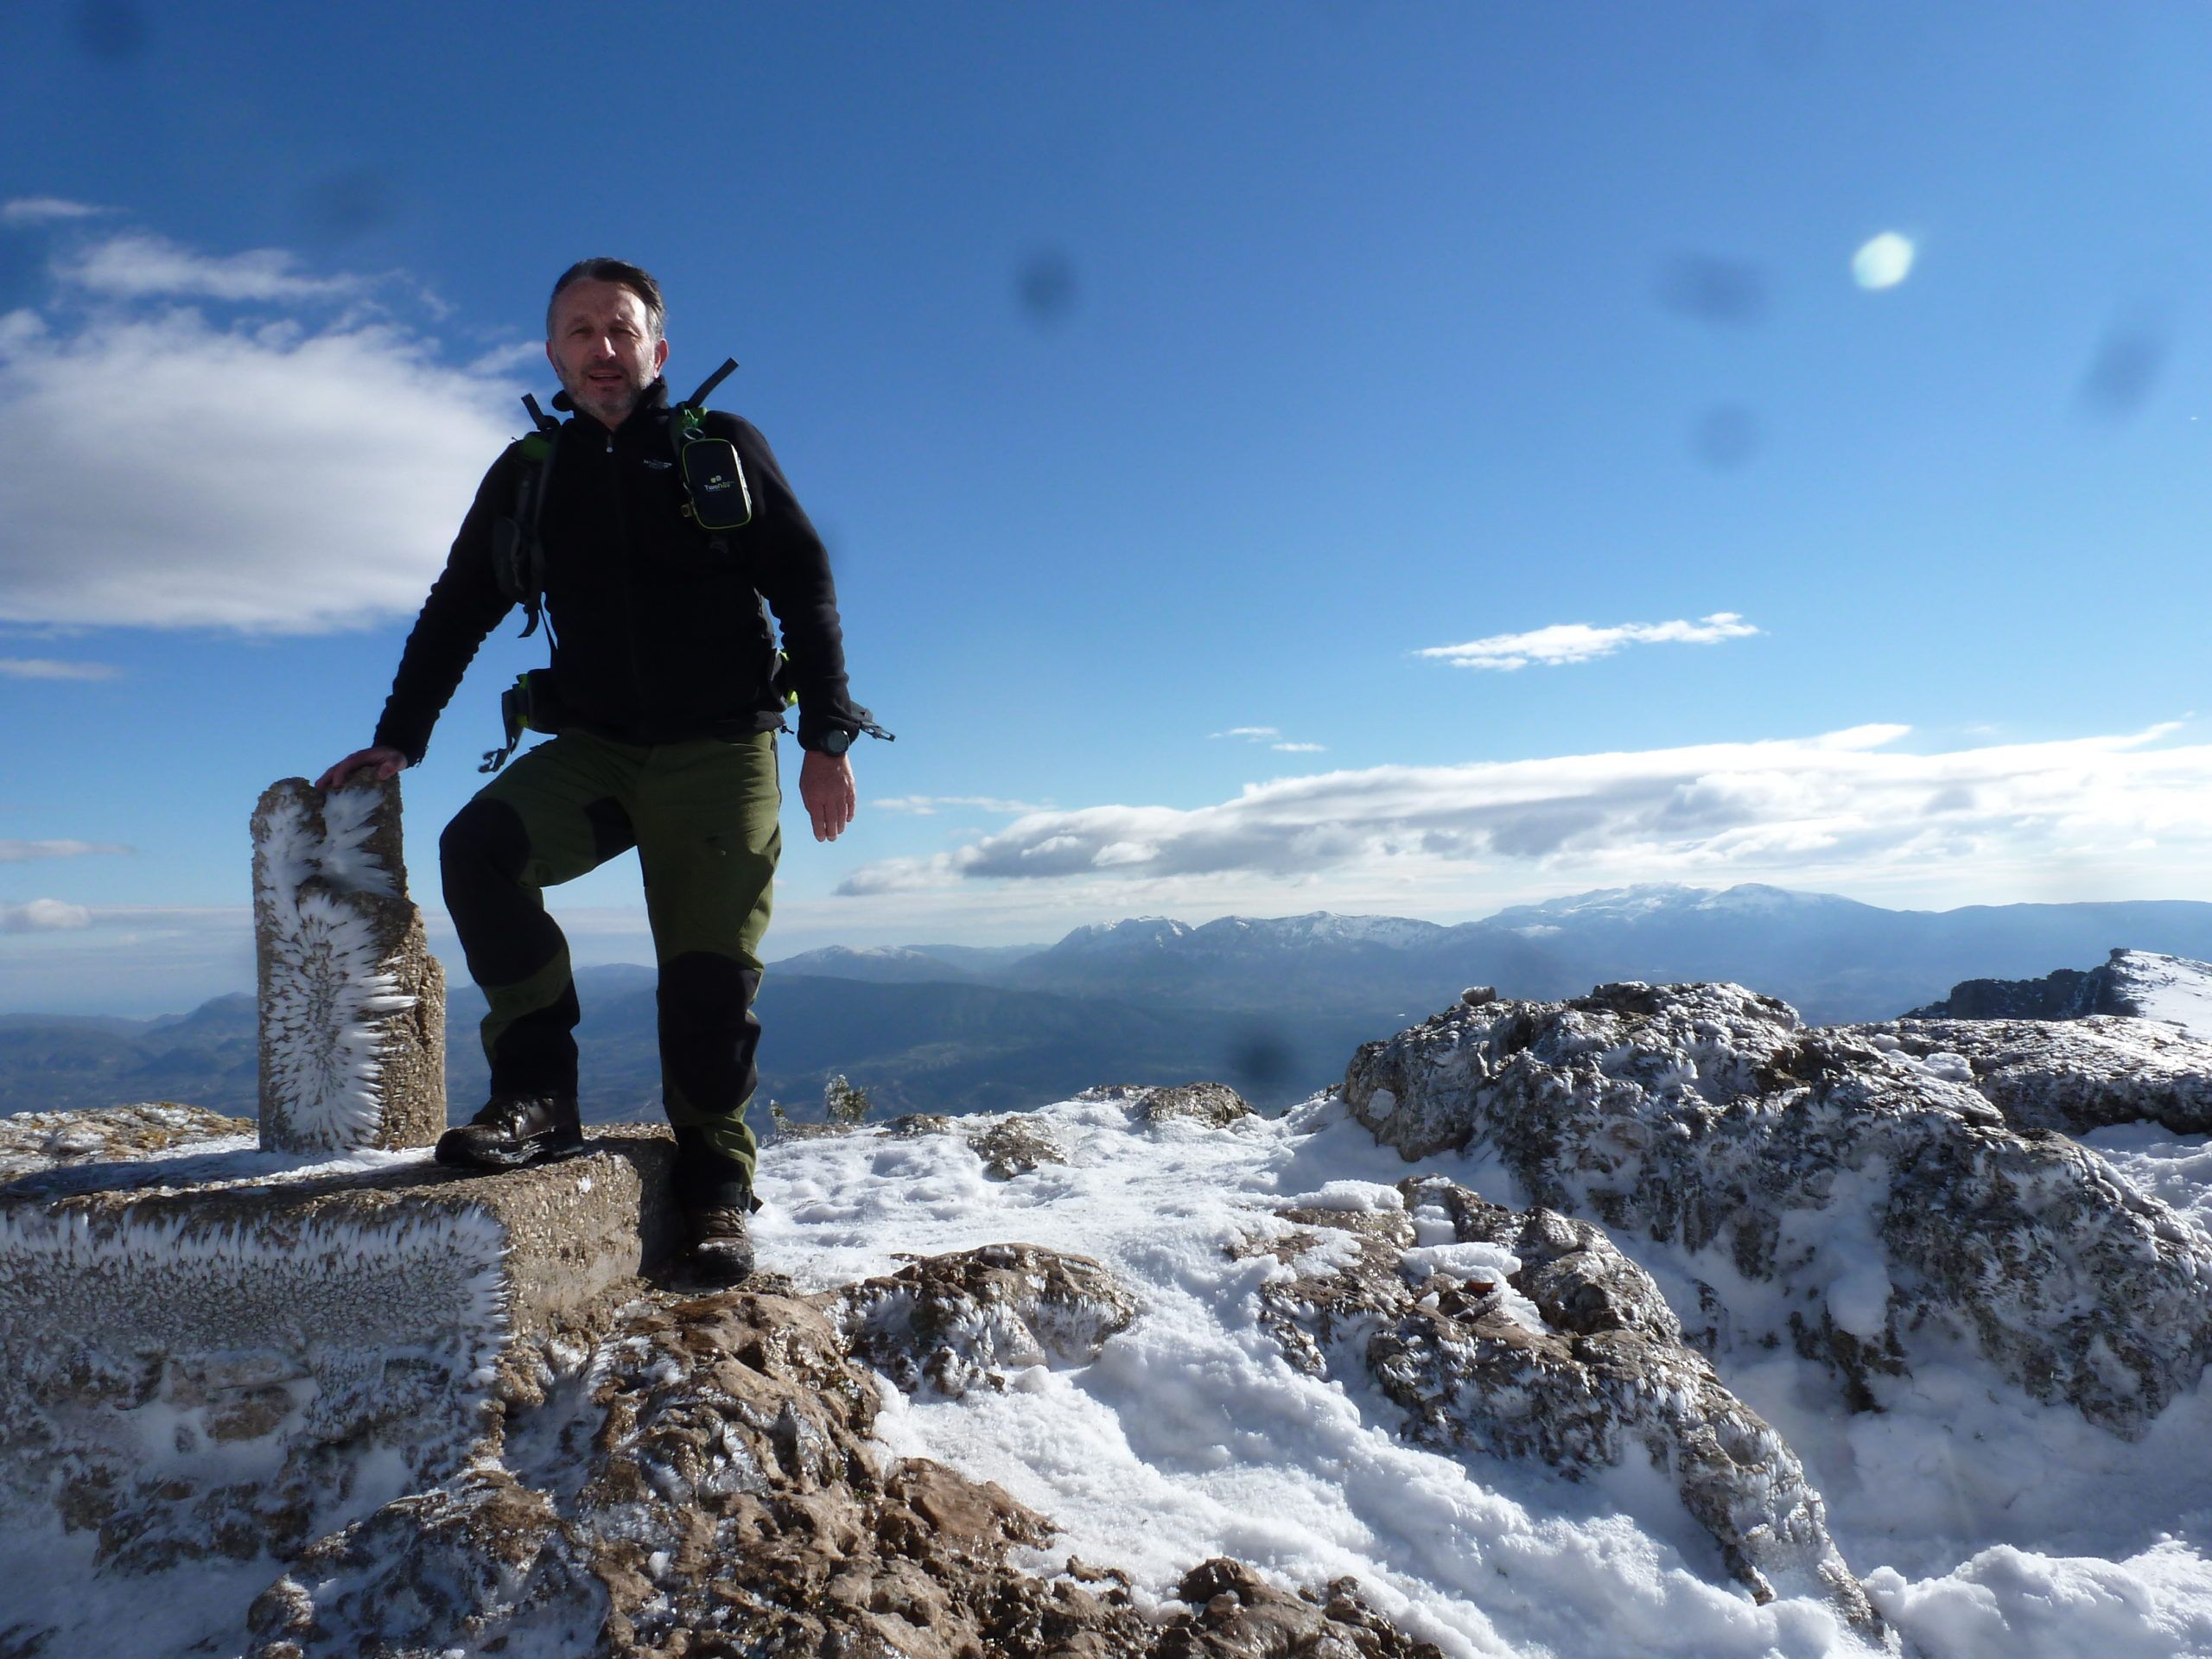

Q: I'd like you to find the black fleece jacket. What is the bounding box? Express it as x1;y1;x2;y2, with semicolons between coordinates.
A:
373;380;855;765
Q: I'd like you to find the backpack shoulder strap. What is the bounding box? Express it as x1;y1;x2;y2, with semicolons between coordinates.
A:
495;395;566;639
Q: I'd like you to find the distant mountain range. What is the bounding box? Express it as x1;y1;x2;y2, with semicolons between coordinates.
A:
954;885;2212;1028
13;883;2212;1120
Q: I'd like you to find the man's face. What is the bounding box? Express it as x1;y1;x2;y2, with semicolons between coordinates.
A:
546;278;669;429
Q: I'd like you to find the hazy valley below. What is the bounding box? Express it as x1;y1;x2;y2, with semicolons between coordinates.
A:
14;883;2212;1121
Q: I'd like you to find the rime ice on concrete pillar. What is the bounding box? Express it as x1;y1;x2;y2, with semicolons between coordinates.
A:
251;776;445;1151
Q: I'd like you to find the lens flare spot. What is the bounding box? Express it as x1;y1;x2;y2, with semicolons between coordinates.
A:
1853;232;1916;290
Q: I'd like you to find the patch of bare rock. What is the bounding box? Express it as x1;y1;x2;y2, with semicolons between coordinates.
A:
1344;980;2212;1436
967;1116;1070;1179
1077;1082;1254;1127
835;1242;1140;1396
247;1268;1438;1658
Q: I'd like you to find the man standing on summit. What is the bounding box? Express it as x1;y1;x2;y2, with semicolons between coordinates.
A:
320;258;869;1282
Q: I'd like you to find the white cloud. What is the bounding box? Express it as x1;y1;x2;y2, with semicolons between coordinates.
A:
0;235;524;632
1421;612;1760;671
0;658;117;680
0;839;132;861
1216;724;1326;752
467;340;550;375
2;197;111;226
873;795;1050;817
1;899;91;932
55;232;362;303
838;722;2212;911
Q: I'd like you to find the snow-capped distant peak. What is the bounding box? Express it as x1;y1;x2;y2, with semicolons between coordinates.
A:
1200;912;1446;950
1694;883;1815;911
1484;885;1713;925
1050;917;1195;956
1485;883;1857;926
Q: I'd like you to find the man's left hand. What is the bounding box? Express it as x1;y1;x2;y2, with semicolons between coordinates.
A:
799;749;857;842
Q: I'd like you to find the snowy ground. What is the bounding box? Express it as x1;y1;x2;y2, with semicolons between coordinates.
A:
8;1090;2212;1656
759;1095;2212;1659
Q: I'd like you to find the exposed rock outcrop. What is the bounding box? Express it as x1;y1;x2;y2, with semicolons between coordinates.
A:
1905;945;2212;1030
245;1271;1439;1659
834;1242;1141;1396
1907;950;2140;1021
966;1116;1069;1179
1249;1175;1884;1639
1344;981;2212;1437
1854;1015;2212;1135
1077;1081;1254;1127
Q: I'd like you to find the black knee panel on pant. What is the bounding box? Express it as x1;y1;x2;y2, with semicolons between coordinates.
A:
658;951;763;1116
442;795;530;888
442;798;552;988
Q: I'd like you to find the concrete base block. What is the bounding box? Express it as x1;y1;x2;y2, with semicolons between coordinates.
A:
0;1109;681;1573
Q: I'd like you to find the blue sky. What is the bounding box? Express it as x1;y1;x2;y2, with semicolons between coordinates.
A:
5;1;2212;1013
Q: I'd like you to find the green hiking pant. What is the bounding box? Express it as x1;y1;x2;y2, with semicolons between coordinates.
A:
439;728;780;1185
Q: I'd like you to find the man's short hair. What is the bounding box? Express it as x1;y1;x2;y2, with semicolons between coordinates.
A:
547;258;666;341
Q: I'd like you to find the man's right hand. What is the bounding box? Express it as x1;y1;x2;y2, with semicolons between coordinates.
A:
316;745;410;791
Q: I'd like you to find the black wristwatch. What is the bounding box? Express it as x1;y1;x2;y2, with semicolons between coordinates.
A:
813;727;854;757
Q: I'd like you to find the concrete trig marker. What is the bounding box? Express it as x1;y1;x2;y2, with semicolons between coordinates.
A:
251;775;445;1151
0;778;685;1577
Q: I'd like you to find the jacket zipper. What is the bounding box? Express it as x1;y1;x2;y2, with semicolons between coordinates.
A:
605;424;649;725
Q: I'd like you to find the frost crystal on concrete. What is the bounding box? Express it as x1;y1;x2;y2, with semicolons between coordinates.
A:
0;1114;683;1587
251;775;444;1151
0;1182;507;1573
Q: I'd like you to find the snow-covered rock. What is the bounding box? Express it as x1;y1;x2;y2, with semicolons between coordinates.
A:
1252;1173;1885;1639
1076;1080;1255;1126
1906;945;2212;1034
19;967;2212;1656
834;1242;1141;1397
243;1278;1442;1659
1343;981;2212;1437
1862;1014;2212;1135
966;1116;1069;1179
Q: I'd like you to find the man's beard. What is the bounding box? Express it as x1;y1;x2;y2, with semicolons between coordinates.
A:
564;365;648;423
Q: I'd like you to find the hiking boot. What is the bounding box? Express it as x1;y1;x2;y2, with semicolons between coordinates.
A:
684;1201;756;1284
434;1092;585;1171
671;1125;759;1281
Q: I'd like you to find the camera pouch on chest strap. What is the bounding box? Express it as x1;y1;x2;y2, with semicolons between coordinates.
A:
680;435;752;532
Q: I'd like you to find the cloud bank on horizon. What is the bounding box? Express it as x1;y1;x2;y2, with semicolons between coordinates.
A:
0;206;524;632
1;899;91;933
839;721;2209;909
0;839;132;862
